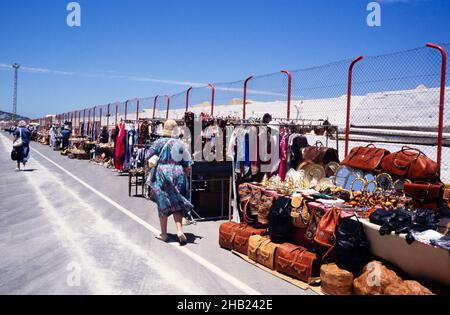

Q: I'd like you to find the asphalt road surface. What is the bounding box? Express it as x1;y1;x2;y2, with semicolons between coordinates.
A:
0;132;316;295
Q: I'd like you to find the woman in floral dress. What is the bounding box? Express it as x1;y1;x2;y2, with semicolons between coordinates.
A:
147;120;193;245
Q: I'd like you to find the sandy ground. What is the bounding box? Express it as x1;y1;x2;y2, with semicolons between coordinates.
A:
0;132;316;295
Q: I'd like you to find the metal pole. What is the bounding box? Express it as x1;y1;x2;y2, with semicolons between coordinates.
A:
12;63;20;121
166;96;170;120
153;96;159;119
281;70;292;120
136;97;140;122
209;83;215;116
186;87;193;113
345;56;364;158
426;43;447;174
243;76;253;120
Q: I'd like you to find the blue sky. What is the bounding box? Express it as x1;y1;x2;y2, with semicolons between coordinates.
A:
0;0;449;118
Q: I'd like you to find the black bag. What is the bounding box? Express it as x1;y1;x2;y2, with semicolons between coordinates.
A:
268;197;293;243
369;209;397;226
11;147;20;161
335;217;371;273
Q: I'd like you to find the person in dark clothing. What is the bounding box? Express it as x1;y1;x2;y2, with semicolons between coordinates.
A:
99;126;110;144
12;121;31;171
60;127;71;149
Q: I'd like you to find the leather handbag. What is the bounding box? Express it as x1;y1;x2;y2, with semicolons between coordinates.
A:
249;186;262;216
268;197;293;243
314;207;341;259
233;225;266;255
13;128;23;148
291;199;311;229
258;195;274;227
404;182;442;209
275;243;318;283
248;235;279;270
335;217;371;273
219;222;242;250
303;141;340;166
341;144;390;172
381;147;440;182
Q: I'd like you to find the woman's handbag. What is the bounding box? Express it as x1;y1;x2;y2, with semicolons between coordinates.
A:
268;197;293;243
381;147;440;182
314;207;341;259
257;195;274;226
335;217;370;273
11;148;20;161
13;128;23;148
341;144;390;172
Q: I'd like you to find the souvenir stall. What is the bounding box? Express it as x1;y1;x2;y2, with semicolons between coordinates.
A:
219;103;449;295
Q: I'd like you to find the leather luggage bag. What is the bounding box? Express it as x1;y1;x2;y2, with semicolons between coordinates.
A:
275;243;318;283
404;182;443;209
341;144;390;172
320;263;354;295
233;225;266;255
248;235;279;270
303;141;340;166
381;147;440;182
219;222;242;250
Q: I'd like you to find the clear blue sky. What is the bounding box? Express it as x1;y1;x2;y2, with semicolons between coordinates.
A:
0;0;449;118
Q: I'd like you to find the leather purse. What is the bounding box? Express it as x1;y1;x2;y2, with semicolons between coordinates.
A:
258;195;274;227
219;221;242;250
275;243;318;283
303;141;340;166
381;147;440;182
268;197;293;243
248;235;279;270
404;182;442;209
341;144;390;172
233;225;267;255
291;201;311;229
249;186;262;216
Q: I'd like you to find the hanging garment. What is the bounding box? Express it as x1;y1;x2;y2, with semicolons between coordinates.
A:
287;134;309;170
278;129;290;181
114;123;126;171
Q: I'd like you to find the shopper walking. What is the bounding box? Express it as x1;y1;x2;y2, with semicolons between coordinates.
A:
12;120;31;171
147;119;193;245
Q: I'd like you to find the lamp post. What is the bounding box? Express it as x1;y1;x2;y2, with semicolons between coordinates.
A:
12;63;20;122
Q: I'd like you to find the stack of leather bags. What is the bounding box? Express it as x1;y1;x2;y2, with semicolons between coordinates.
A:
353;261;433;295
320;264;354;295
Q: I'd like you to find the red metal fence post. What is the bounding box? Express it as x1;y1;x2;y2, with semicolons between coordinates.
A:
281;70;292;120
209;83;215;116
344;56;365;158
186;87;193;113
166;96;171;120
426;43;447;174
243;76;253;120
153;96;159;119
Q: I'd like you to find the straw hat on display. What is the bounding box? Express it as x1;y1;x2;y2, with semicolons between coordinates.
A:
162;119;178;138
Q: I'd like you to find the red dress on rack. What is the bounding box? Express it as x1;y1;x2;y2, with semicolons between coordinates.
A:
114;122;126;171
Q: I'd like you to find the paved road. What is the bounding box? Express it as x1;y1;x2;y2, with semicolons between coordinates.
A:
0;132;315;295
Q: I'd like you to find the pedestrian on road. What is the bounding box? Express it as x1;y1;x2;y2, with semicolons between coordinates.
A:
147;119;193;245
12;120;31;171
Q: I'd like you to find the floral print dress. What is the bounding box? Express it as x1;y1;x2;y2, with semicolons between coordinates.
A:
147;137;193;217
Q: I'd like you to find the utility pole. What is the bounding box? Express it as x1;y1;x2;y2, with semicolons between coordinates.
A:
12;63;20;122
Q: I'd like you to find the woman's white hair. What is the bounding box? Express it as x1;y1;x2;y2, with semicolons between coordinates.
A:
18;120;27;127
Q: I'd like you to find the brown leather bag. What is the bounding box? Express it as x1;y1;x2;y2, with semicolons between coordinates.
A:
219;222;242;250
249;186;262;216
248;235;279;270
303;141;340;166
233;225;266;255
404;182;442;209
258;195;274;227
341;144;390;172
381;147;440;182
314;207;341;258
275;243;318;283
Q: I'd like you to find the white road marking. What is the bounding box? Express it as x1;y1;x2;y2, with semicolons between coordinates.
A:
3;134;261;295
